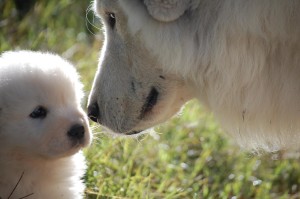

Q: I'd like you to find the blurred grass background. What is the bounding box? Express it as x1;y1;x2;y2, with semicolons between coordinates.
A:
1;1;300;198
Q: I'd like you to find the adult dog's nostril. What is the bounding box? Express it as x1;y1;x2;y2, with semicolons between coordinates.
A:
87;102;99;123
68;124;85;140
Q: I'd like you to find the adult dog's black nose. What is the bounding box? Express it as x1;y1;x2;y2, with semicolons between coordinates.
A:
87;102;99;123
68;124;85;140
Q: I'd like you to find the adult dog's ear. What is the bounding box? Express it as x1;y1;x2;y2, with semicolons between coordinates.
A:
144;0;190;22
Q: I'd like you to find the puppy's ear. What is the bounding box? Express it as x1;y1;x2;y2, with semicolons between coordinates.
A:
144;0;190;22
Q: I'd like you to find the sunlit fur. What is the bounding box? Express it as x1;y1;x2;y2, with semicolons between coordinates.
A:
0;51;91;198
89;0;193;135
91;0;300;151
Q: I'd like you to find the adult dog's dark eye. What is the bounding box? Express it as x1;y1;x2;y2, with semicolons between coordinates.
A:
30;106;48;119
107;12;116;29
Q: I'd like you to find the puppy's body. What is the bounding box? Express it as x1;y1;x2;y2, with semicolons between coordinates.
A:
0;51;91;199
0;152;85;198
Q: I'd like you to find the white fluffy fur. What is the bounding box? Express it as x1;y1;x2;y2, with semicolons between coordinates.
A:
0;51;91;198
90;0;300;151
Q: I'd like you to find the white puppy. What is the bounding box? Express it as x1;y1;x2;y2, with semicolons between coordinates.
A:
0;51;91;199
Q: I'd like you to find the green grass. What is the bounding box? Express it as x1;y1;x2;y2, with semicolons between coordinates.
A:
1;1;300;198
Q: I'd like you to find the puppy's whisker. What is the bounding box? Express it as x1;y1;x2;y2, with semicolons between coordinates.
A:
18;192;34;199
90;136;102;145
8;171;25;199
90;125;98;130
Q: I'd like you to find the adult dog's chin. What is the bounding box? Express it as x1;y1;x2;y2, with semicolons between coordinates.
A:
120;87;159;136
125;130;142;135
105;127;145;137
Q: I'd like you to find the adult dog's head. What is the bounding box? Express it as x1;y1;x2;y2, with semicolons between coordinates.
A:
88;0;196;135
0;51;91;158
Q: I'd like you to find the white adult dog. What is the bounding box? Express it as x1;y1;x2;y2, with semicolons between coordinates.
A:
0;51;91;198
88;0;300;151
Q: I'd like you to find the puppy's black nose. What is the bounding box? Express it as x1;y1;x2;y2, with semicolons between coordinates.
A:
87;102;100;123
68;124;85;140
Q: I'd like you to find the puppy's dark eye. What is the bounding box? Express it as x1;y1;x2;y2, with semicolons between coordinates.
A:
30;106;47;119
107;12;116;29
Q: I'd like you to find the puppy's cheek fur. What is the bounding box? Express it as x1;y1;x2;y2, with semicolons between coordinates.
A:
42;119;90;158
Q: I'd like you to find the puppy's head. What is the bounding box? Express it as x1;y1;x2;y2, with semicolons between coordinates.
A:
0;51;91;159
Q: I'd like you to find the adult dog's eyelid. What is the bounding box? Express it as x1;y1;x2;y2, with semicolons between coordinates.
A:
108;13;115;19
107;12;116;29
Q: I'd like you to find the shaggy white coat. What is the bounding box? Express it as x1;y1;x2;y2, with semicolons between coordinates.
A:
90;0;300;151
0;51;91;198
128;1;300;151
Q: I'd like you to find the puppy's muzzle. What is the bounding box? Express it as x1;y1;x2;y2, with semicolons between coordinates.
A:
67;124;85;140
